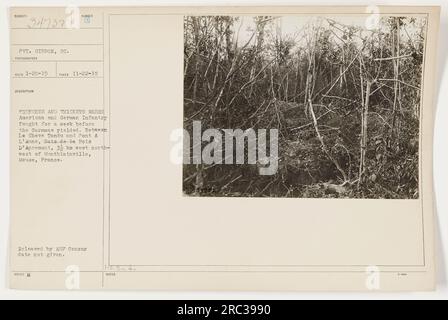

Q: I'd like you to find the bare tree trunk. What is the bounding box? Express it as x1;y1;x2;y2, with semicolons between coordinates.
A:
391;17;401;151
270;66;276;99
304;55;314;118
358;80;372;187
309;100;348;182
249;18;266;97
225;19;232;60
294;54;302;103
192;17;201;113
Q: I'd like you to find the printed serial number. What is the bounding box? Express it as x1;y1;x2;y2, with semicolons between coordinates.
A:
221;305;271;316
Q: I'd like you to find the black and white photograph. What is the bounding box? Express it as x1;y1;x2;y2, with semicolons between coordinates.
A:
183;14;427;199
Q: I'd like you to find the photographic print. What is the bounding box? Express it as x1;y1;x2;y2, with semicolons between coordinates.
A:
8;6;439;293
183;14;427;199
